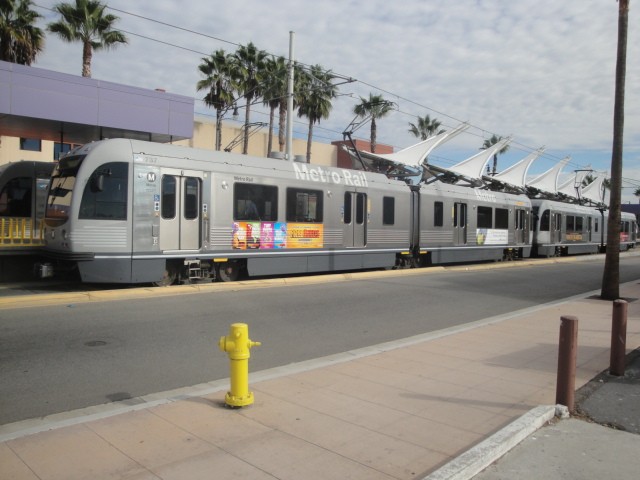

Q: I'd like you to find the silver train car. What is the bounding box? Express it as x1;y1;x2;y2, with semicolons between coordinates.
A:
40;138;535;284
417;182;531;264
531;198;637;257
0;160;53;223
0;161;54;247
42;139;412;284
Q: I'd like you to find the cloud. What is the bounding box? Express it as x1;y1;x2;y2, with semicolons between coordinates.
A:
32;0;639;188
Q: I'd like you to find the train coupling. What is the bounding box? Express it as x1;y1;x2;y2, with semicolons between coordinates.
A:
36;262;54;279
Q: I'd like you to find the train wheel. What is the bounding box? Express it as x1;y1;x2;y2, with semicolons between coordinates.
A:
217;261;241;282
153;265;178;287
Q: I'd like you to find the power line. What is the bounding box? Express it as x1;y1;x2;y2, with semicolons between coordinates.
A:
34;2;637;181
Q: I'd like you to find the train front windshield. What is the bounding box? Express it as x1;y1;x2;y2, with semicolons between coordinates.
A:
45;155;84;225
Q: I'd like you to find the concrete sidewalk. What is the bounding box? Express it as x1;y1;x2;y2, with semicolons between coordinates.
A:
1;281;639;480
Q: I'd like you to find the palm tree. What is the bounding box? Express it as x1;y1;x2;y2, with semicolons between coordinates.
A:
233;42;267;154
0;0;44;65
602;0;629;300
47;0;128;78
635;187;640;202
408;114;444;141
197;49;237;151
481;134;510;175
296;64;337;162
261;55;287;155
353;93;393;153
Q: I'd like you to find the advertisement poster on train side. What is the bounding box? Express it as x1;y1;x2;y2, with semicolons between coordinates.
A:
232;222;323;249
274;222;287;248
475;229;508;245
287;223;323;249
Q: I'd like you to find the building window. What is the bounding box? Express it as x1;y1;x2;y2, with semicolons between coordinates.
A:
54;142;77;160
20;138;41;152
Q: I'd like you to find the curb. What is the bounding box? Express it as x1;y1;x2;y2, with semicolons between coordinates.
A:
422;405;564;480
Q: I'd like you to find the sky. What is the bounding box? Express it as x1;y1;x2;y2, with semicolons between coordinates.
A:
29;0;640;203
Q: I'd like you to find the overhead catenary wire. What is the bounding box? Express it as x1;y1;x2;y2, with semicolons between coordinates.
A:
33;2;638;189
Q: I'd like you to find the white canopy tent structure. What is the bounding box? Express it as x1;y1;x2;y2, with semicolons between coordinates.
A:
445;136;512;179
556;166;591;198
582;174;608;205
490;148;545;188
526;156;571;194
350;123;470;168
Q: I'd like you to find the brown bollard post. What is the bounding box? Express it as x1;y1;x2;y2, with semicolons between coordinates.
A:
610;299;628;376
556;315;578;413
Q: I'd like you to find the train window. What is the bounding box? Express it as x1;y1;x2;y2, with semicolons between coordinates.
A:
477;206;492;229
184;177;200;220
454;203;467;227
162;176;176;219
495;208;508;229
434;201;443;227
343;193;352;224
540;210;550;231
286;188;323;222
0;177;31;217
79;162;128;220
356;193;366;224
594;218;599;233
566;215;575;231
576;217;583;231
234;183;277;221
515;209;524;230
383;197;395;225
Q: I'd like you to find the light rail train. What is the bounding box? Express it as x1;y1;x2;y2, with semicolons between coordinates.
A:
38;139;635;284
0;161;54;244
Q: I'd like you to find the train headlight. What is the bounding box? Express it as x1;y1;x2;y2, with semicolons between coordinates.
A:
62;230;68;240
50;230;55;239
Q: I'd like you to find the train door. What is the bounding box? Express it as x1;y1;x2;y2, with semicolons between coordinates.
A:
588;217;593;242
453;202;467;245
551;212;562;244
514;208;527;245
344;191;366;247
159;169;202;250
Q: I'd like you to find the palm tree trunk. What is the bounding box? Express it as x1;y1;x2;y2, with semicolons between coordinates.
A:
278;101;286;152
601;0;629;300
215;109;223;151
82;41;92;78
370;119;377;153
306;121;314;162
243;97;251;155
267;106;275;155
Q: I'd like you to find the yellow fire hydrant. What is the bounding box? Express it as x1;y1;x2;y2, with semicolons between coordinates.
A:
219;323;261;407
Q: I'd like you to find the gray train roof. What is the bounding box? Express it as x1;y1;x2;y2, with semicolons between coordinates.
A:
72;138;408;190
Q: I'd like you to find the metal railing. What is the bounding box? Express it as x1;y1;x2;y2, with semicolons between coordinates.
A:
0;217;45;246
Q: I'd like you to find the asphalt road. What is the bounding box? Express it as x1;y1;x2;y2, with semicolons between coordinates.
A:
1;254;639;425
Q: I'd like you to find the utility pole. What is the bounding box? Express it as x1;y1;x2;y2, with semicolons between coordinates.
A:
286;31;295;161
601;0;629;299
